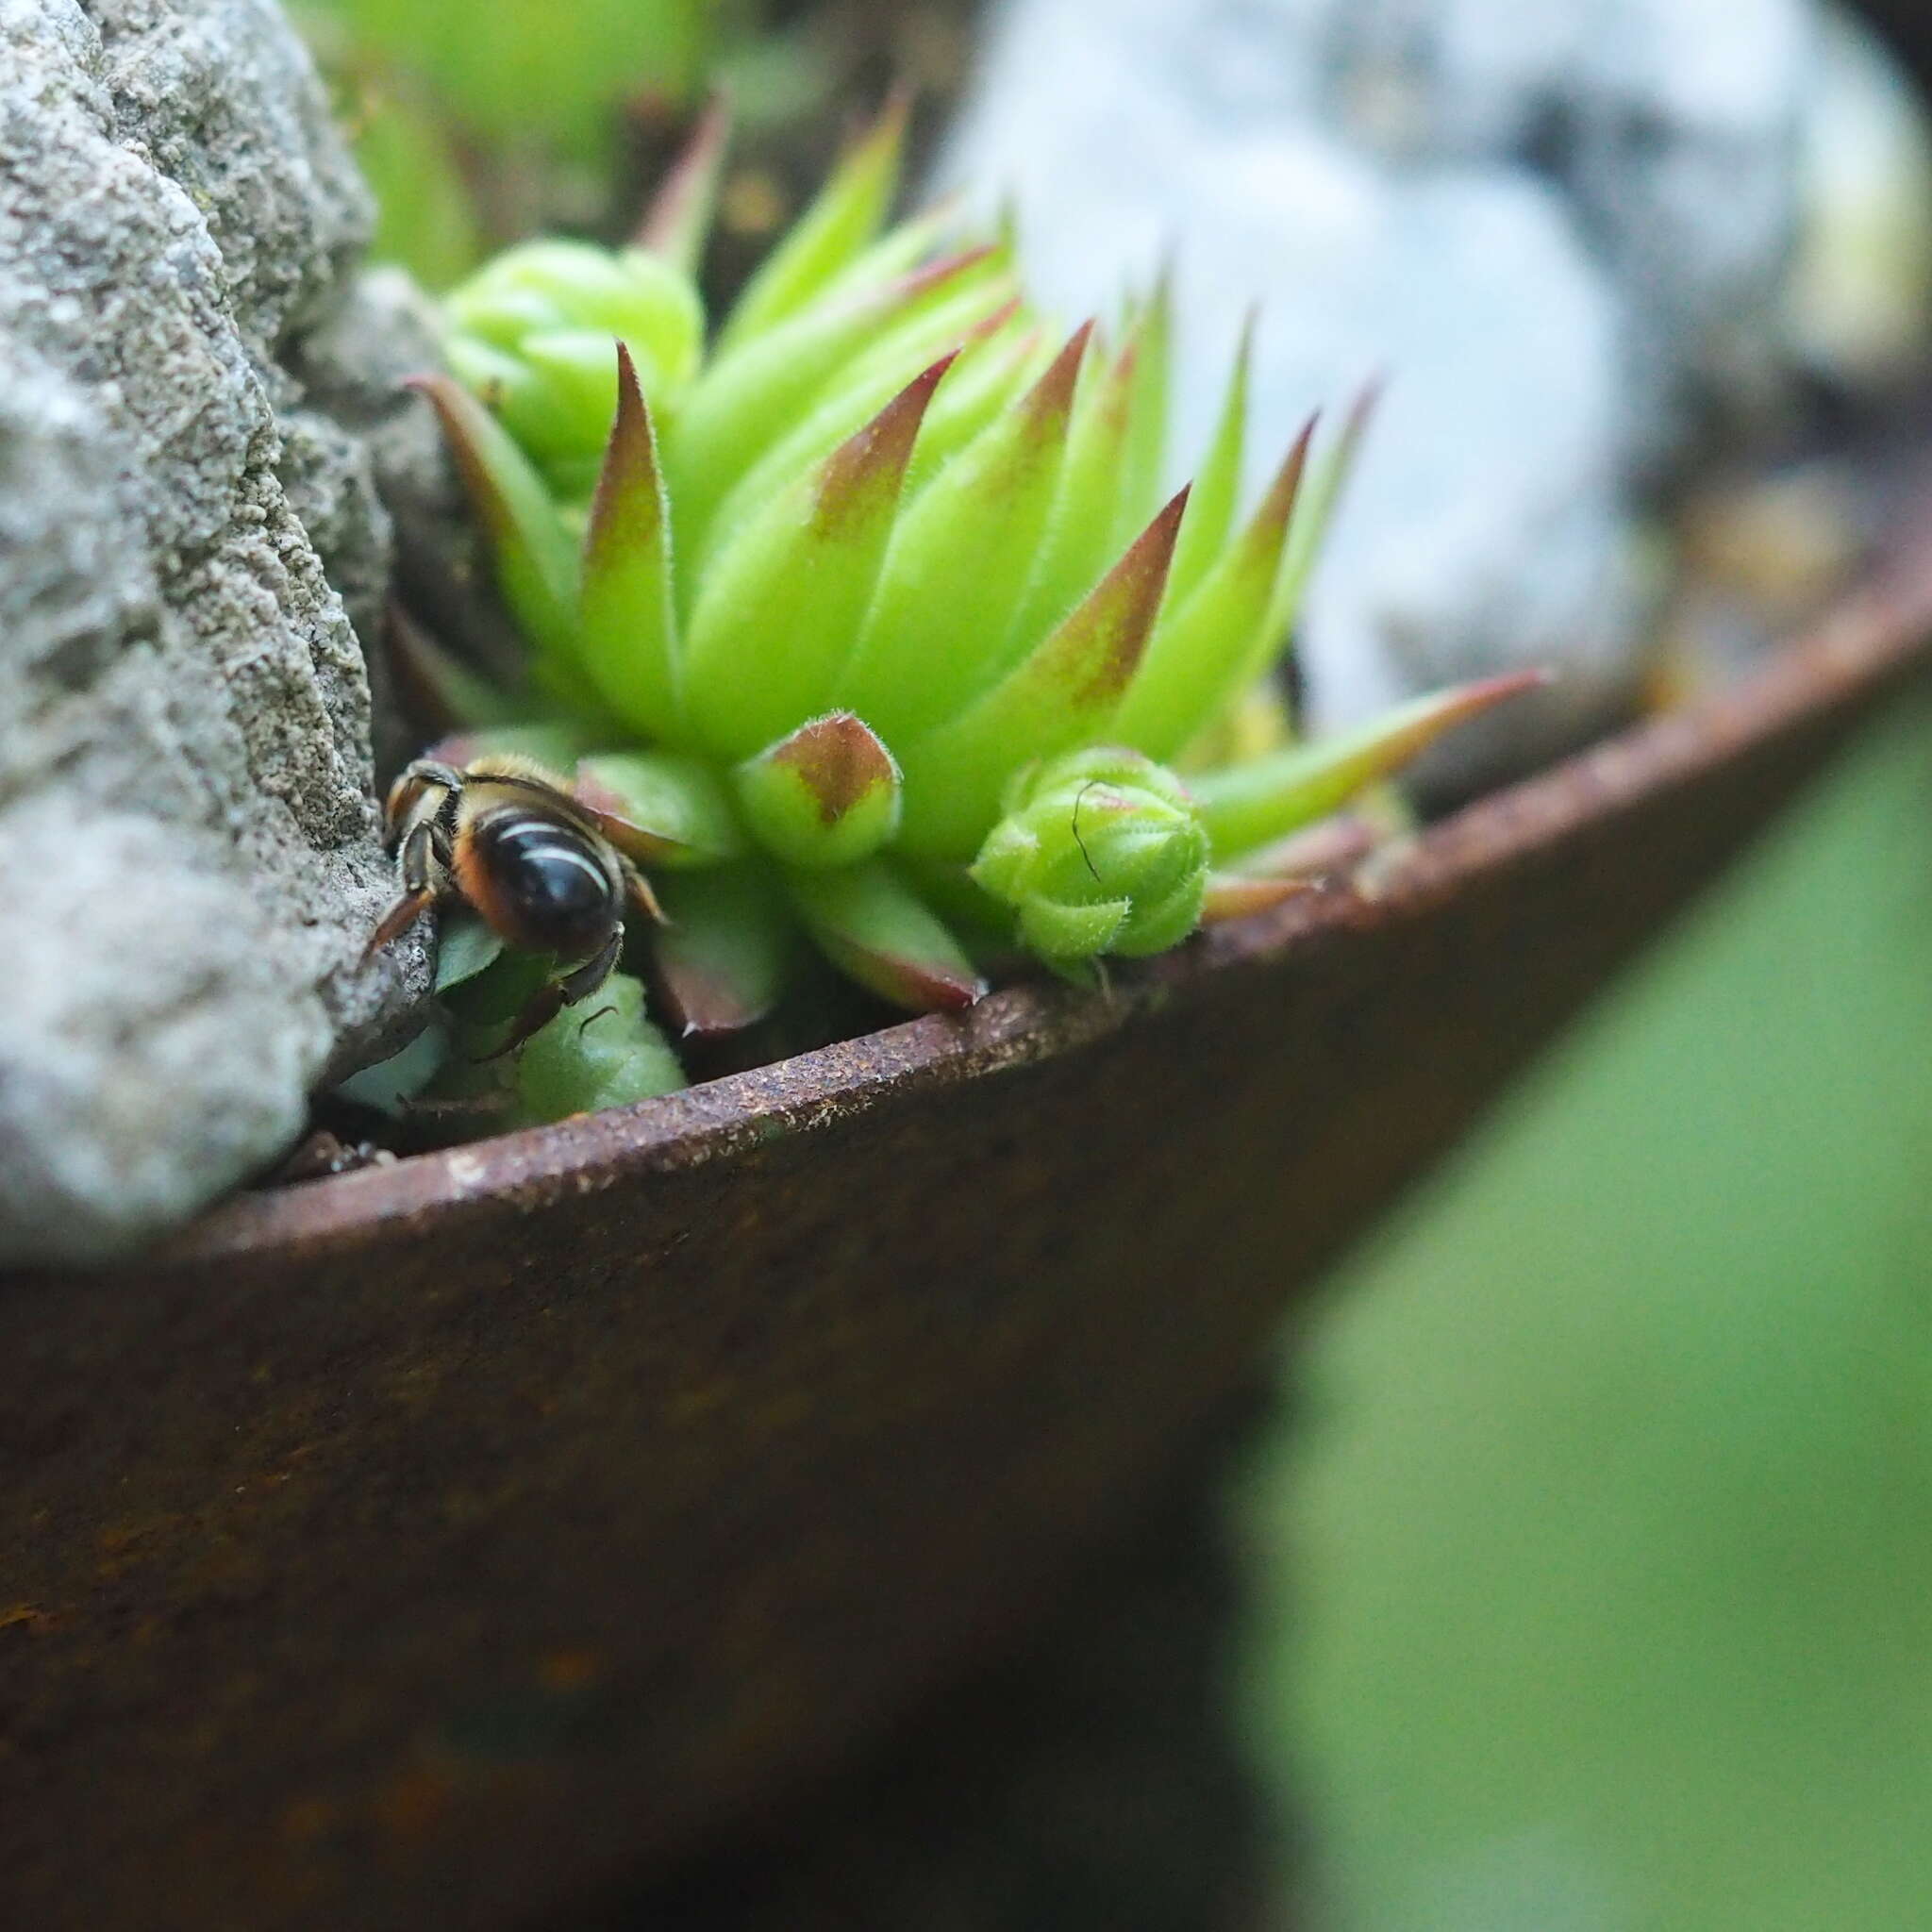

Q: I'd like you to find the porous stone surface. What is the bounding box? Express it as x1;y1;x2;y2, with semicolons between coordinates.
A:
0;0;434;1263
941;0;1826;748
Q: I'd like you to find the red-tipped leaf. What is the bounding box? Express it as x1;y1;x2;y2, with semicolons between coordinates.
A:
651;865;795;1038
408;374;580;668
579;343;680;737
668;244;1000;552
1193;670;1552;859
787;861;987;1013
896;486;1192;858
681;354;957;758
835;322;1096;745
1113;417;1316;758
732;712;904;869
1199;874;1315;924
633;94;733;274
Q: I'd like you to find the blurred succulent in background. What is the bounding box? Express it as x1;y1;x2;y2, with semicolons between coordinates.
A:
381;104;1536;1118
297;0;716;288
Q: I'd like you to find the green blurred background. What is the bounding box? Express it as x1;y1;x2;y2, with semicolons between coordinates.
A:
1241;690;1932;1929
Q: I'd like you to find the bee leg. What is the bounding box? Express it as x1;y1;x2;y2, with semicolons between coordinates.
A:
475;929;624;1062
621;858;667;926
558;927;625;1006
361;820;439;965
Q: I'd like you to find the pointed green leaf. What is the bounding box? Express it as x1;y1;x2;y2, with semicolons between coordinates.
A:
682;355;956;757
1168;311;1254;608
787;860;987;1013
786;239;1012;413
835;323;1094;746
811;192;968;308
1228;813;1381;883
1193;671;1549;859
694;276;1019;572
575;750;745;867
1111;268;1172;543
652;864;797;1038
665;245;996;560
580;344;680;736
902;306;1038;495
732;712;903;869
1260;376;1382;671
633;94;733;276
384;601;525;731
715;92;908;356
1005;329;1141;646
408;374;580;664
1111;420;1314;759
1199;873;1312;924
896;487;1191;858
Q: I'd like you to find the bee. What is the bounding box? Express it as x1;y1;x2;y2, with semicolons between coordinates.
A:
363;751;665;1057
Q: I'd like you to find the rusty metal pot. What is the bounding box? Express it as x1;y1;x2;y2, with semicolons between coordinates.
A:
3;527;1930;1927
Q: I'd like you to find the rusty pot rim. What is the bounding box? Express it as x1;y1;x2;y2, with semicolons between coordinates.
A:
80;552;1932;1275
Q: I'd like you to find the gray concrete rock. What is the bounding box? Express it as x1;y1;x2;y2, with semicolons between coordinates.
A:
290;264;516;778
0;0;434;1264
940;0;1826;744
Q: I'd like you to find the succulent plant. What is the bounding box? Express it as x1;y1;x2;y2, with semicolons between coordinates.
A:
397;103;1539;1074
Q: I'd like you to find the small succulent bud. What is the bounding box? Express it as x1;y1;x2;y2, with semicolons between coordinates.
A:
971;750;1212;975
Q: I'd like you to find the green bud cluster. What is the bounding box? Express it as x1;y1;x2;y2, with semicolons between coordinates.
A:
972;751;1210;977
406;102;1539;1068
445;242;705;497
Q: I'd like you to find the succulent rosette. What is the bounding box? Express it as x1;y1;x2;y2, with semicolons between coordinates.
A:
400;101;1538;1062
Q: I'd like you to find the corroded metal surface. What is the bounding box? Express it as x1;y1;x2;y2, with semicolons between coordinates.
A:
4;542;1931;1927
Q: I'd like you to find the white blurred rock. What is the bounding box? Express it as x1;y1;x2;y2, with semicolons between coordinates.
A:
940;0;1907;750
